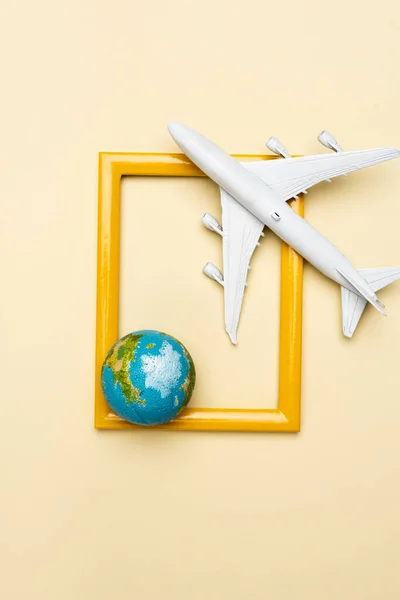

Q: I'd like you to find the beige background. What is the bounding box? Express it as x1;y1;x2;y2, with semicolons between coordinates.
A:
1;1;400;598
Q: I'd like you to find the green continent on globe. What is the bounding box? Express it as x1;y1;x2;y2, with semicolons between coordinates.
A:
180;346;196;406
102;333;145;406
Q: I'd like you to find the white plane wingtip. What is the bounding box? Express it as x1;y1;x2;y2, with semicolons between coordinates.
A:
343;329;354;339
227;330;238;345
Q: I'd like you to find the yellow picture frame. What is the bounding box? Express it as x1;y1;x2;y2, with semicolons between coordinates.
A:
95;152;304;431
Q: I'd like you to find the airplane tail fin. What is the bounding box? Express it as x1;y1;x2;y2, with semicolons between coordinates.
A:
341;267;400;338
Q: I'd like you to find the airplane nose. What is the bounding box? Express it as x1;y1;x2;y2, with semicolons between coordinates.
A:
168;123;195;153
168;122;185;140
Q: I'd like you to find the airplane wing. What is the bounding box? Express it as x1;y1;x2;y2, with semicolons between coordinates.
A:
241;147;400;202
220;188;264;344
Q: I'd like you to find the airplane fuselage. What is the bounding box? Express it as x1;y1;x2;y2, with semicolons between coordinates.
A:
168;123;380;305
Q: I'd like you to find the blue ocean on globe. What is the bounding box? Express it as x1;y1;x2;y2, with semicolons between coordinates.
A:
101;330;196;426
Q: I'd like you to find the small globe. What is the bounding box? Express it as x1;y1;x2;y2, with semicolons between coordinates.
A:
101;330;196;426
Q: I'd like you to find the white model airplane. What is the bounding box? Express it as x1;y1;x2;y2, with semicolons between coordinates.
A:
168;123;400;344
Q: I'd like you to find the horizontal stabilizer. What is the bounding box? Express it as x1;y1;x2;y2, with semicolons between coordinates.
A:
341;266;400;338
337;268;386;315
341;288;367;338
358;266;400;292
